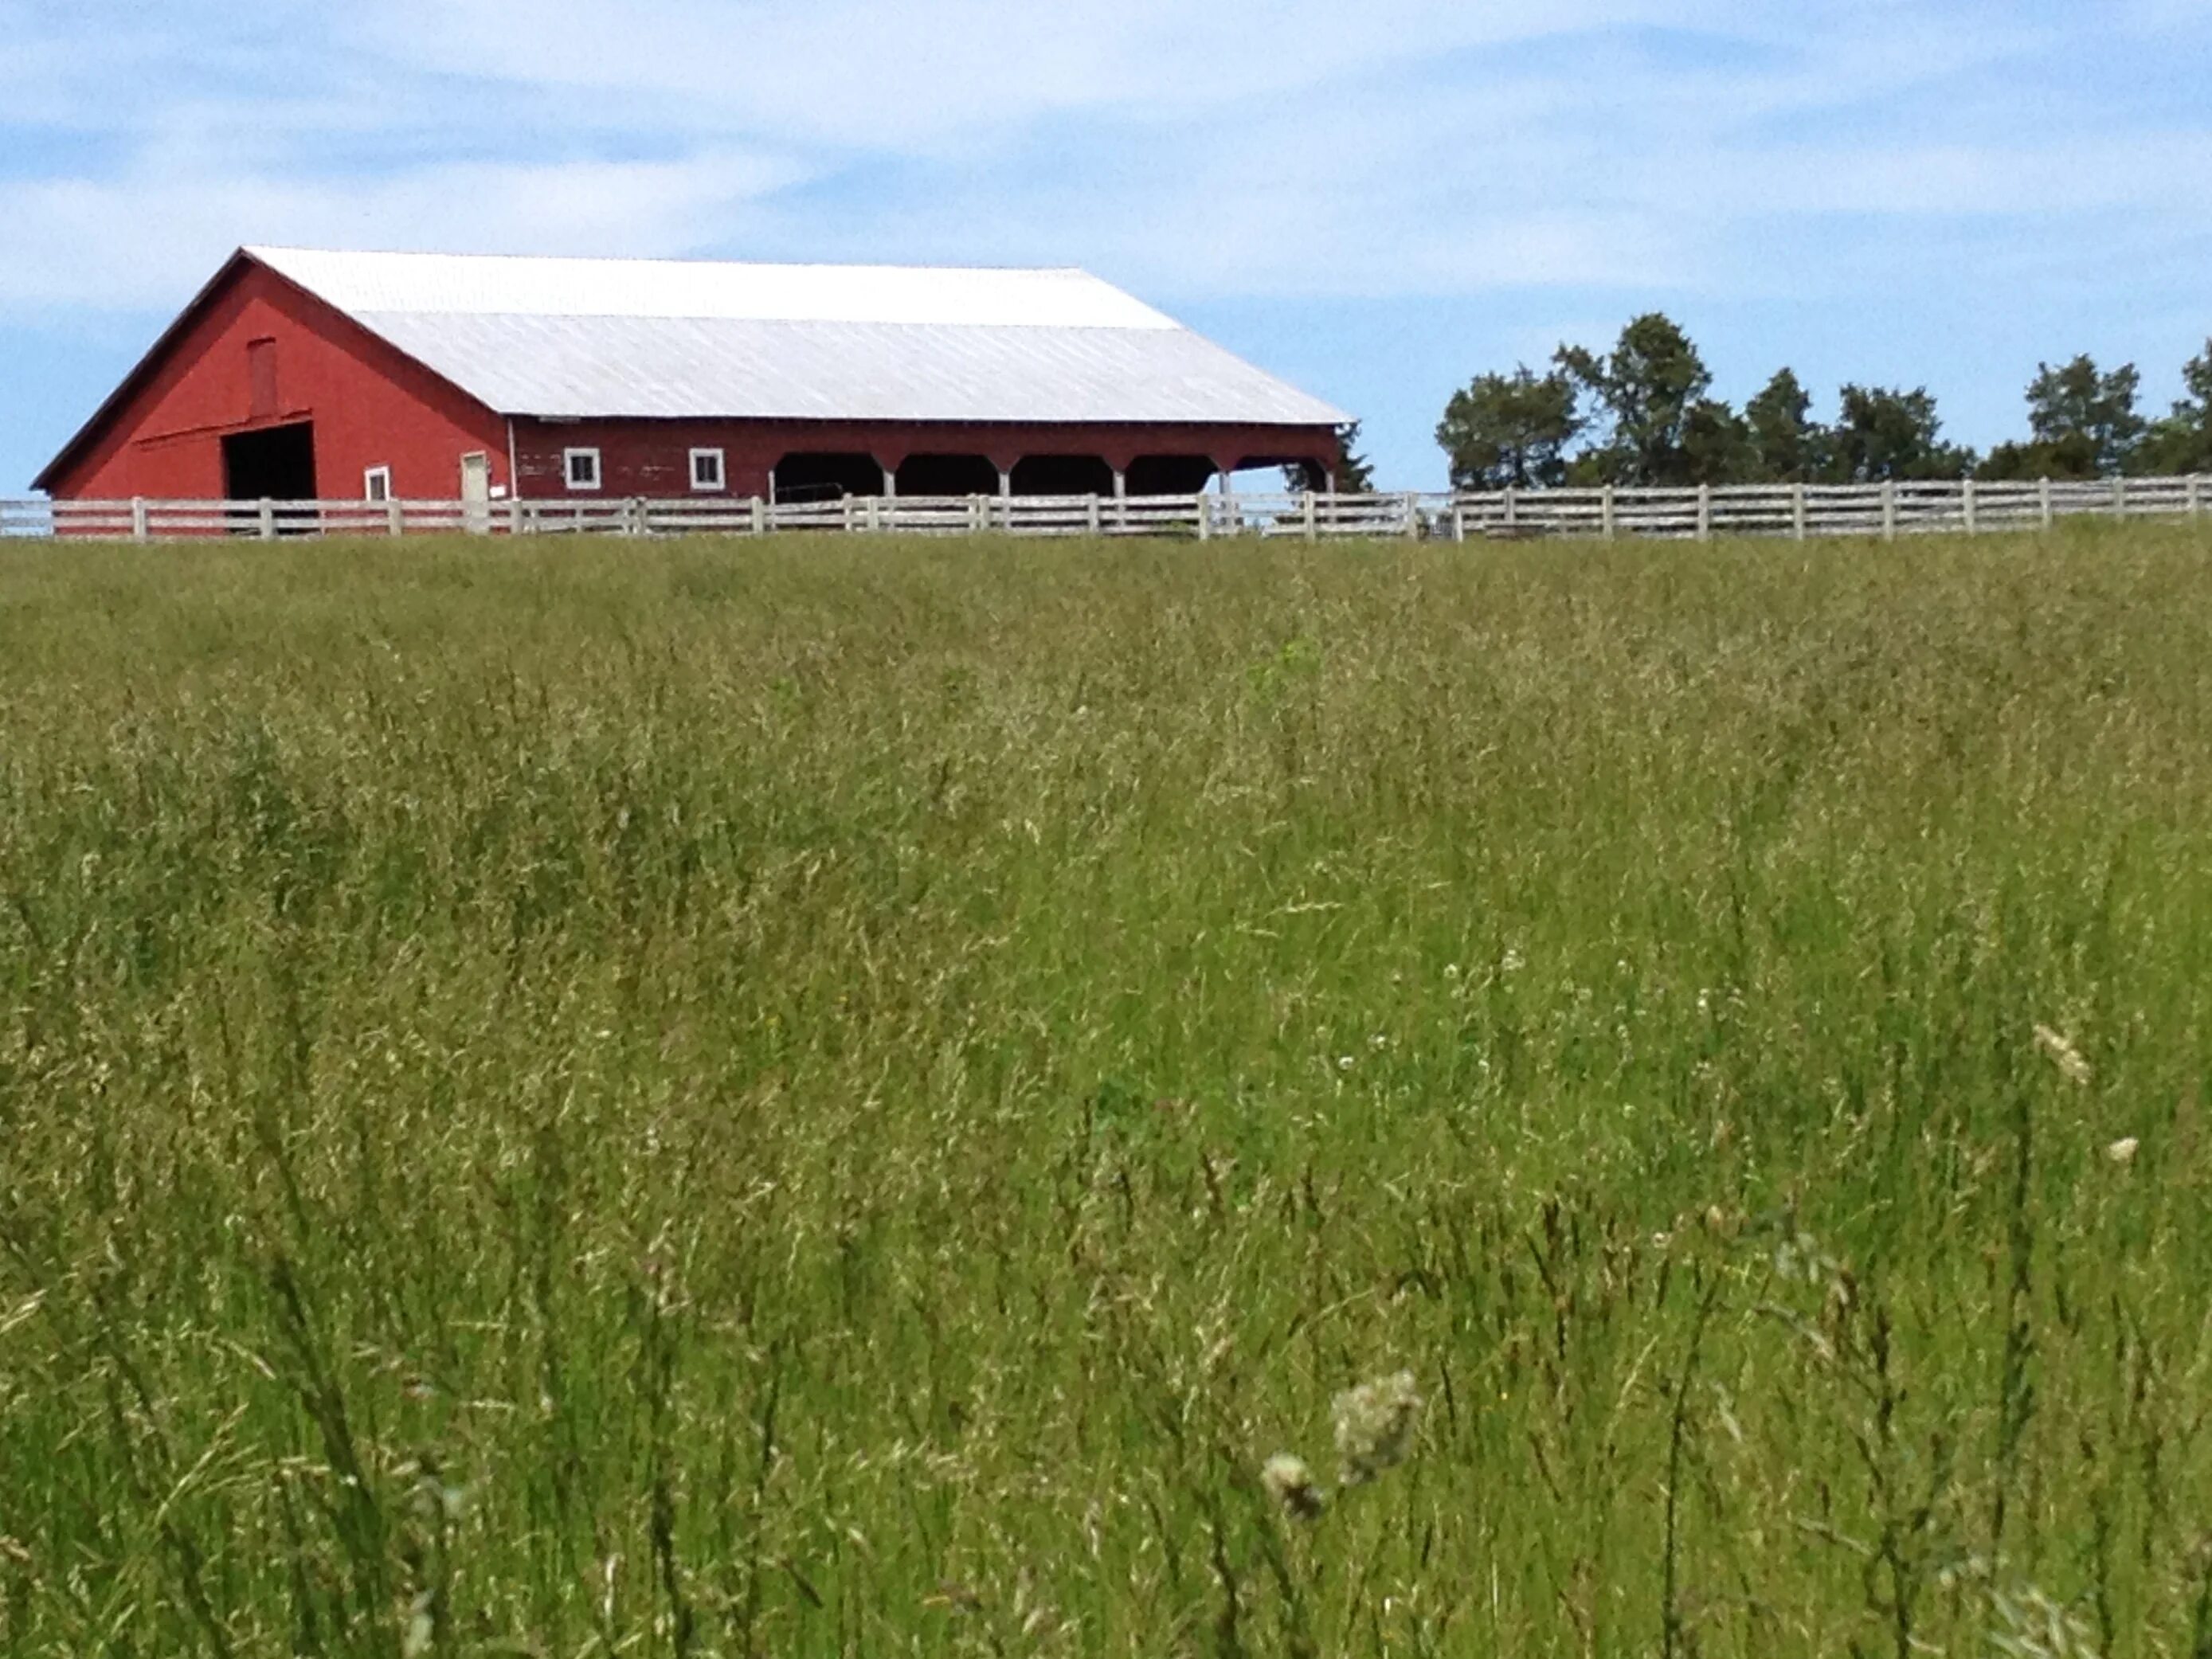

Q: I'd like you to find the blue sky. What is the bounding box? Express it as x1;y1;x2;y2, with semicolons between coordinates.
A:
2;0;2208;491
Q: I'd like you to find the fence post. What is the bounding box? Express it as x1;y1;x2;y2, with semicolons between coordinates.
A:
2038;477;2053;531
2190;475;2203;522
130;498;148;542
1962;476;1978;535
507;498;522;537
1087;494;1102;537
1303;490;1317;542
1452;502;1466;543
1196;494;1210;542
258;499;276;540
1404;492;1420;539
2113;475;2128;520
750;496;765;537
1696;483;1713;542
1601;484;1616;542
1880;480;1897;542
1502;486;1517;538
1791;483;1807;542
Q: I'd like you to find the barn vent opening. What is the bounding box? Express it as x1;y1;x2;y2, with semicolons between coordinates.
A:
1011;456;1115;497
772;452;885;503
896;454;1000;497
1126;455;1218;497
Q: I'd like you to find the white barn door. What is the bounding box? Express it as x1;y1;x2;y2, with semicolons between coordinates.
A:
460;451;491;534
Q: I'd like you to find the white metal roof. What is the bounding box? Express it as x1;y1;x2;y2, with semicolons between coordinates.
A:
247;247;1346;428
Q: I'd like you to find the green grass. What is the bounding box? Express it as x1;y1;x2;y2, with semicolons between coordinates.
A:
2;525;2210;1657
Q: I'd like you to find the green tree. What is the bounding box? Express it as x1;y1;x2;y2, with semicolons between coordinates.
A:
1556;313;1715;485
1825;385;1975;483
1983;354;2145;479
1435;366;1583;489
1682;398;1754;485
2136;340;2212;475
1744;368;1824;482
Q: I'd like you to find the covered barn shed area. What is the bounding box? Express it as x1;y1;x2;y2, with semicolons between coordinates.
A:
35;248;1349;511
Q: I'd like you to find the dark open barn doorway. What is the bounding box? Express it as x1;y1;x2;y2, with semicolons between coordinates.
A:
1126;455;1217;496
773;453;884;503
897;454;1000;497
222;422;317;501
1011;456;1115;497
221;421;319;534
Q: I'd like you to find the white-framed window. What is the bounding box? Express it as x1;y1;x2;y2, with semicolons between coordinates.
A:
564;448;602;491
364;466;392;503
690;448;726;492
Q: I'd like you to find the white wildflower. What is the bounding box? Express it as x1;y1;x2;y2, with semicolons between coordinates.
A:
1443;963;1462;981
1332;1371;1423;1486
2034;1025;2092;1086
1501;949;1525;975
1260;1453;1326;1520
2108;1137;2140;1166
1337;1055;1356;1072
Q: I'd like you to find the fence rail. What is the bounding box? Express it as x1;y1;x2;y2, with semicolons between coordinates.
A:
3;475;2206;545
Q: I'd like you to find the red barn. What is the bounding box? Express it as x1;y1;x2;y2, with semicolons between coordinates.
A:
35;247;1349;509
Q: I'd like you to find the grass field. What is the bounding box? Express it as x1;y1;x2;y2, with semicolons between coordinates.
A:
2;525;2210;1658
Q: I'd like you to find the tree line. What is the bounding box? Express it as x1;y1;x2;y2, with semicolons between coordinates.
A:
1431;315;2212;491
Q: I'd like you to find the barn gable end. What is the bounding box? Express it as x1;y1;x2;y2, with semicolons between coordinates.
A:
36;253;511;503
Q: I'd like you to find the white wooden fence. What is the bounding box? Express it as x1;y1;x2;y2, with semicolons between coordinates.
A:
2;475;2206;544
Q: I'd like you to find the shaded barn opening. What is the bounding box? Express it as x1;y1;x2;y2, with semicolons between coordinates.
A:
222;422;317;501
897;454;1000;497
773;452;885;503
1012;456;1115;497
221;422;319;532
1126;455;1217;496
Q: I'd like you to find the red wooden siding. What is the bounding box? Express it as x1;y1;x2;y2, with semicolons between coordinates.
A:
511;417;1339;500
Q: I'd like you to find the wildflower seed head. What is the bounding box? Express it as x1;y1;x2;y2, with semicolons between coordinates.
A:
1333;1370;1423;1485
2034;1024;2093;1086
1260;1453;1327;1520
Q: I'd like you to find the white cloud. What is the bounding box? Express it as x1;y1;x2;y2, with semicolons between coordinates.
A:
0;151;803;307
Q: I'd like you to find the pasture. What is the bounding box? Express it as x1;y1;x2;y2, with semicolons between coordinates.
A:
2;525;2209;1657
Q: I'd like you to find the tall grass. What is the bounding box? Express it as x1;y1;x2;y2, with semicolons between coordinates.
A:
2;524;2209;1657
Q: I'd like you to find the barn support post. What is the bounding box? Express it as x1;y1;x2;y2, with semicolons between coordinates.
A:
882;464;898;500
130;498;147;542
2038;476;2053;530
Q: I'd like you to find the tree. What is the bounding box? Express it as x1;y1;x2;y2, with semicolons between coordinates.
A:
1435;366;1582;489
1744;368;1824;482
2136;339;2212;476
1556;313;1713;485
1682;398;1754;485
1983;354;2146;479
1825;385;1975;482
